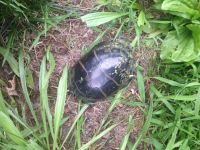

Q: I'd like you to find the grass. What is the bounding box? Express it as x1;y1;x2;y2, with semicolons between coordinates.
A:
0;0;49;45
0;49;70;149
81;0;200;149
1;0;200;150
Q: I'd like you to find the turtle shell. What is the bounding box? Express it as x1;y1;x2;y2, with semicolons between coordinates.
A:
71;40;134;102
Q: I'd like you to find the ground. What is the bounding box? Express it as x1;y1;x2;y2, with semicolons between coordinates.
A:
0;0;156;149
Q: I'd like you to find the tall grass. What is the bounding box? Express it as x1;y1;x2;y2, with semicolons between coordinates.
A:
148;63;200;149
0;50;89;150
0;50;65;149
0;0;50;36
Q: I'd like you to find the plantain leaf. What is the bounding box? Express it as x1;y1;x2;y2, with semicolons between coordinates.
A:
187;24;200;51
161;0;200;19
160;26;200;62
81;12;128;27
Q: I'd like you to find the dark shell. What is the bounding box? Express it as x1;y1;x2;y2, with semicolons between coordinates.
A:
71;40;134;102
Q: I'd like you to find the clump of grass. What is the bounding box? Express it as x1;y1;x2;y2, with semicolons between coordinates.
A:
0;0;51;44
147;62;200;149
0;49;89;149
81;0;151;47
0;49;66;149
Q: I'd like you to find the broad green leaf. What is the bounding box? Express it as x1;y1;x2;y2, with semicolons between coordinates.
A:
187;24;200;51
161;0;200;19
160;27;200;62
81;12;128;27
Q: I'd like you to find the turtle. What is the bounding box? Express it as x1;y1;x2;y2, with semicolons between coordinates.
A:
70;39;135;103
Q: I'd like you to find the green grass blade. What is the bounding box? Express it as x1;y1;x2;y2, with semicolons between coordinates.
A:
0;90;8;115
137;67;145;102
151;85;175;114
53;66;68;150
81;12;128;27
75;113;84;149
165;110;181;150
195;88;200;117
0;47;19;76
120;116;134;150
96;89;124;135
61;104;89;149
27;140;44;150
153;77;184;87
0;111;26;145
39;49;55;146
79;124;117;150
19;49;39;126
132;98;153;150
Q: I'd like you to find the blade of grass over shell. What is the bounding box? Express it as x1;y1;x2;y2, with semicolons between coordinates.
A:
81;12;128;27
53;66;68;150
61;104;89;149
19;49;39;127
84;29;108;55
79;124;117;150
114;19;126;40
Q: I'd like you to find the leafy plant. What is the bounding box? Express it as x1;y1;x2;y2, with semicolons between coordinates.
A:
152;0;200;62
81;0;150;47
